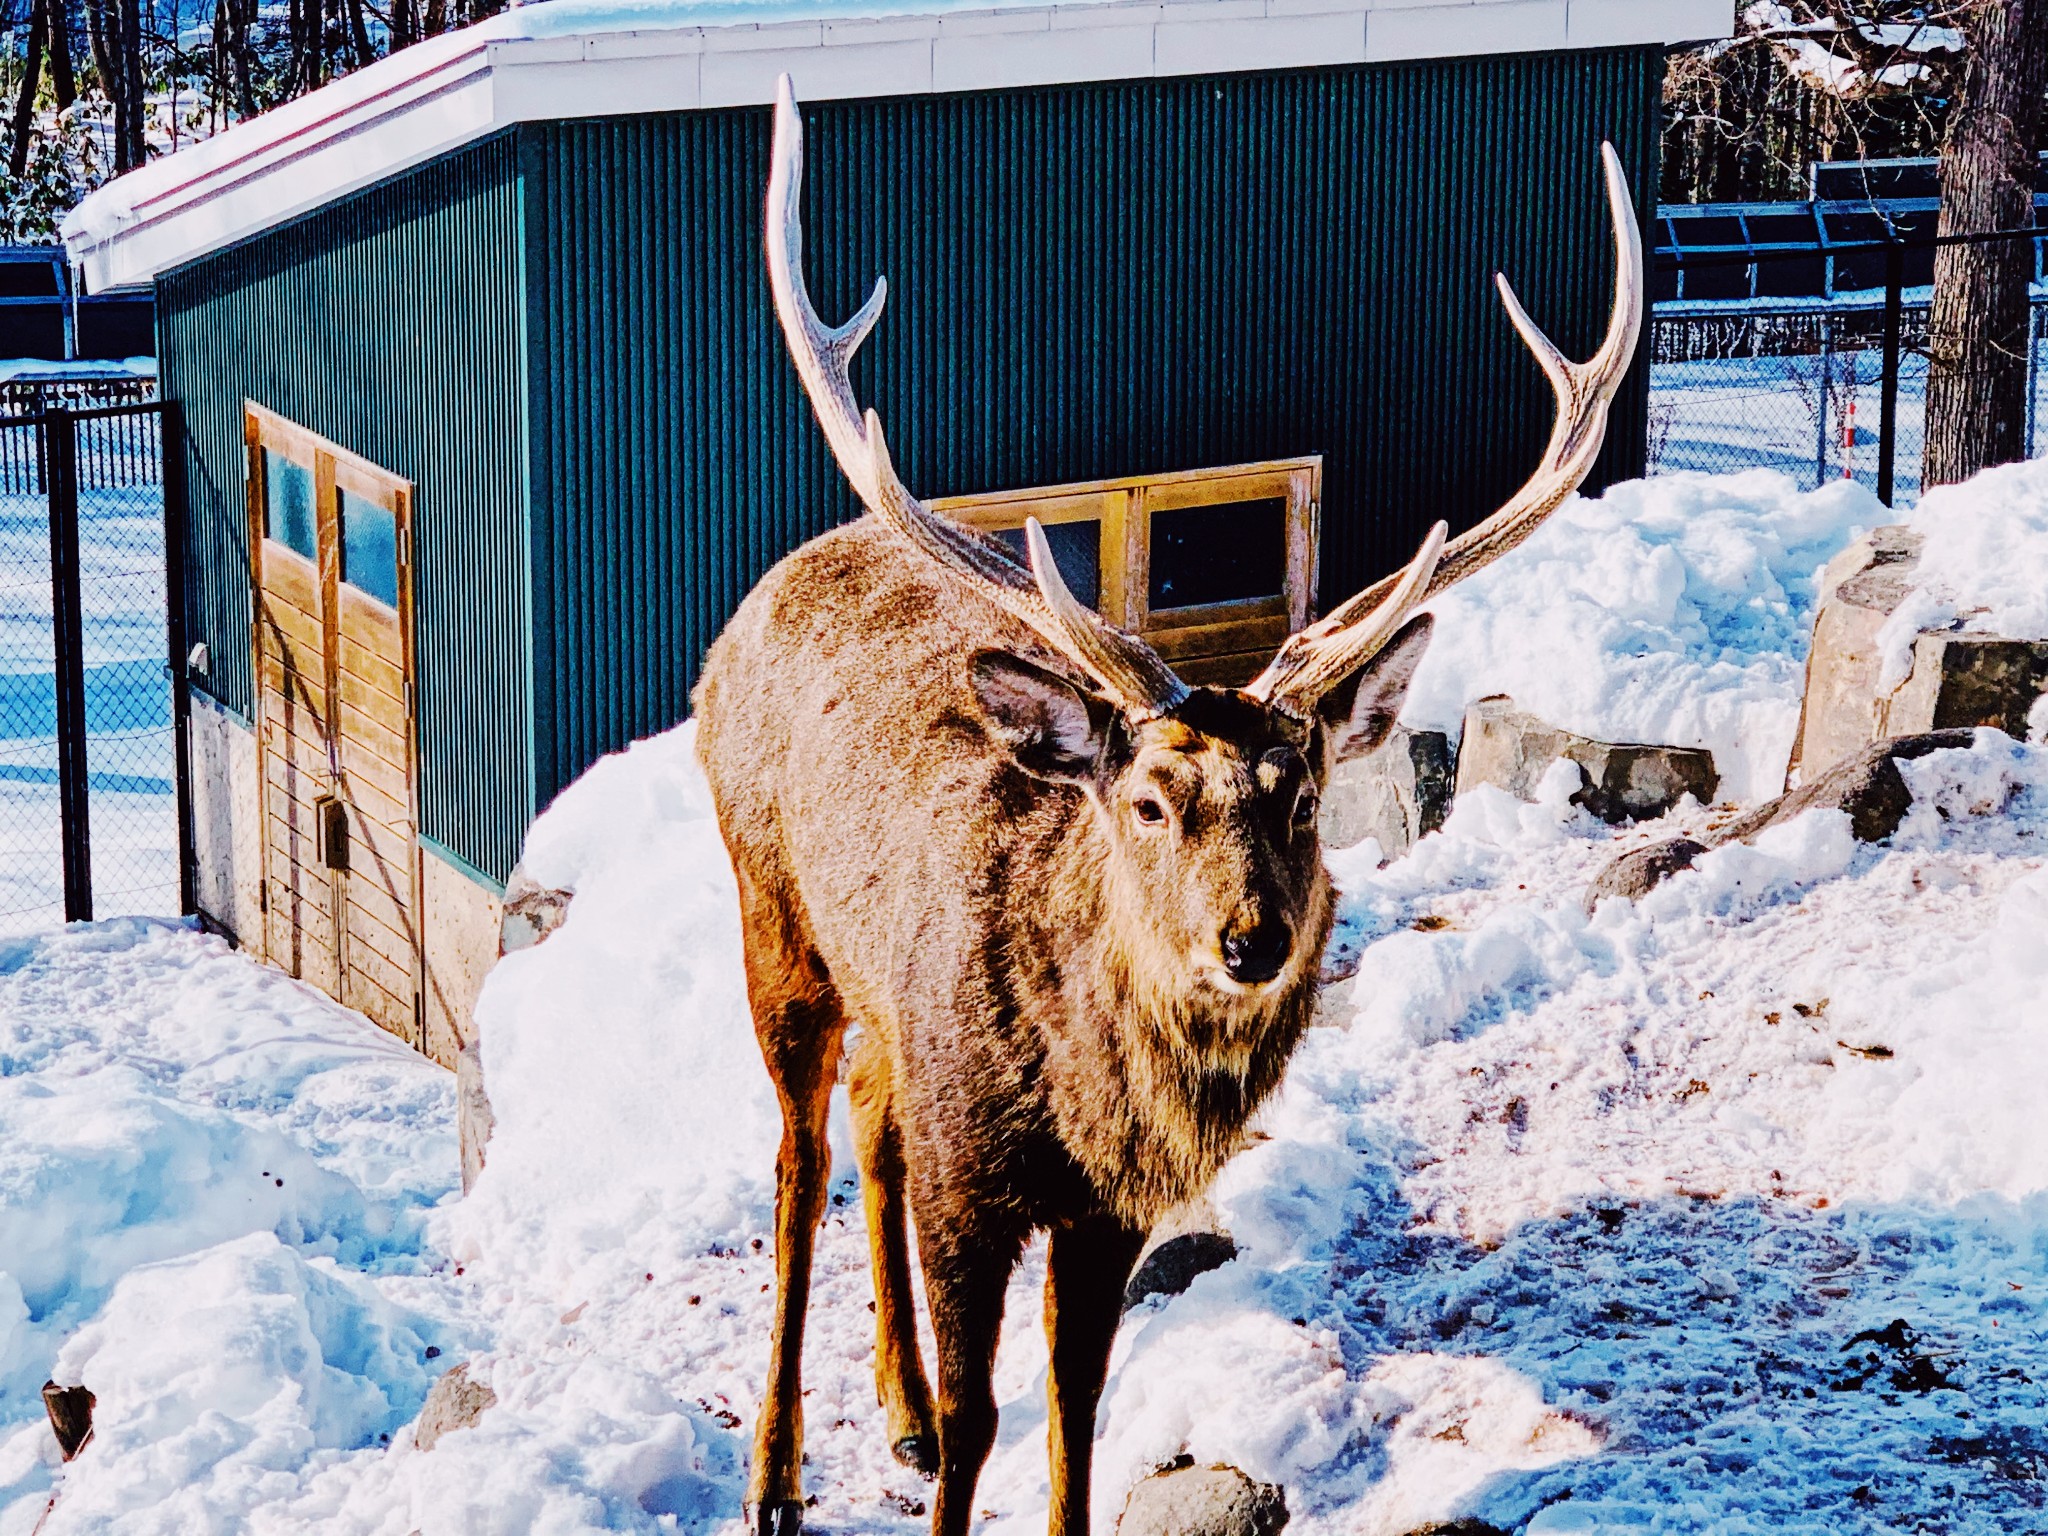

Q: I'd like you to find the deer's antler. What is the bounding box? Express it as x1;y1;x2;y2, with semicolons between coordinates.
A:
1247;141;1644;716
766;76;1190;718
767;78;1642;730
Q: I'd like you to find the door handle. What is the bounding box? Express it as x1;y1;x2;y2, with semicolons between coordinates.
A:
317;796;350;873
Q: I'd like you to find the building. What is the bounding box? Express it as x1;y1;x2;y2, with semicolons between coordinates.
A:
63;0;1732;1066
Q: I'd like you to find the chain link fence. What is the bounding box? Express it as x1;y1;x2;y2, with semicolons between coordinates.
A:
1649;232;2045;508
0;403;190;935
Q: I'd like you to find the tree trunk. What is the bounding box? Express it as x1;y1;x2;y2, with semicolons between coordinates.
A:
344;0;374;70
1923;0;2048;488
7;0;48;180
117;0;143;166
47;0;76;110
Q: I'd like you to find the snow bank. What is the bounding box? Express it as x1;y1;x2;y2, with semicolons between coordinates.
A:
1404;469;1876;802
0;920;458;1532
1877;456;2048;687
450;722;783;1291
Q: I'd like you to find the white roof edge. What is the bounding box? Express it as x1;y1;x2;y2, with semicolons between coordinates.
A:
64;0;1733;292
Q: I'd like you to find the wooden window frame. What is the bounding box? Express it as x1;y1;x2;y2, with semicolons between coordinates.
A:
928;456;1321;686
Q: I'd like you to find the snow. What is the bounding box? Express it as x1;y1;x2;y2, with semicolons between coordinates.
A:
0;359;155;387
1403;469;1878;802
6;465;2048;1532
1875;457;2048;687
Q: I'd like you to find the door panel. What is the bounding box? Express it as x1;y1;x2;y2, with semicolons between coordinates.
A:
246;404;424;1051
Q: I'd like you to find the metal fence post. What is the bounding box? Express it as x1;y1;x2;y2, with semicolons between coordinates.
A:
1877;242;1904;507
159;402;199;918
45;408;93;923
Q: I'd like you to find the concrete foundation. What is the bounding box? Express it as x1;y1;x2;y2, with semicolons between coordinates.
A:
188;691;264;947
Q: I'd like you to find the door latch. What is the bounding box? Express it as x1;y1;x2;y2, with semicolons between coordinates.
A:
317;796;350;873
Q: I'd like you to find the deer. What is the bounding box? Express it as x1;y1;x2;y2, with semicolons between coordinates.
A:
692;76;1642;1536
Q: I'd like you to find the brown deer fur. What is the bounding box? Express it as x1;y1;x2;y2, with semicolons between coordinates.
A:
694;521;1434;1536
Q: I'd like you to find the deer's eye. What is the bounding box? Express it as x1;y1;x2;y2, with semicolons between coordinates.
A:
1292;789;1318;828
1132;796;1168;830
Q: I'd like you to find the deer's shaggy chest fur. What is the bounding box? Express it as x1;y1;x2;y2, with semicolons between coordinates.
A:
697;516;1323;1230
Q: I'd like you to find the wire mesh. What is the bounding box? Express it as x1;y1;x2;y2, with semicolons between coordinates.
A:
1646;312;1974;504
76;413;179;921
0;407;179;934
1650;234;2048;506
0;417;63;932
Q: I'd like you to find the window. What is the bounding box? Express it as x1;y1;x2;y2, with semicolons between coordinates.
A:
263;449;318;562
245;404;411;615
339;487;399;609
929;457;1320;686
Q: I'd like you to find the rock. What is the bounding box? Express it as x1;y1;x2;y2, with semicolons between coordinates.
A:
1787;525;1925;784
1116;1463;1288;1536
1396;1524;1509;1536
415;1361;497;1452
1586;730;1979;905
1454;697;1718;825
500;869;573;955
41;1381;93;1461
1881;633;2048;743
1320;725;1455;861
457;1039;495;1195
1584;837;1710;907
1124;1232;1238;1310
1789;525;2048;784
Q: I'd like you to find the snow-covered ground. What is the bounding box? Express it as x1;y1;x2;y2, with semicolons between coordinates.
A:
5;466;2048;1534
1650;350;1939;507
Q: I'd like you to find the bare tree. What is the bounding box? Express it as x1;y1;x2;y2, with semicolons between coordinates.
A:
7;0;48;178
1924;0;2048;485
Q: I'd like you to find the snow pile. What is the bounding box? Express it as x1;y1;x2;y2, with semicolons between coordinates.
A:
1877;456;2048;688
1404;468;1877;802
450;724;781;1286
0;920;459;1532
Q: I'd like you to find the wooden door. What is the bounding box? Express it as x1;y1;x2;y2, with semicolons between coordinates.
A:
246;405;424;1049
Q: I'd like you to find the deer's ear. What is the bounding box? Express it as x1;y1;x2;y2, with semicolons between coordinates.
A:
1317;613;1434;762
969;650;1111;783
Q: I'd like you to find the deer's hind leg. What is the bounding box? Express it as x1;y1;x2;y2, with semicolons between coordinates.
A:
737;867;847;1536
848;1033;938;1475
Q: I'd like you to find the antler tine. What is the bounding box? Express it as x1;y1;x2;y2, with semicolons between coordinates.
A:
1246;141;1643;716
765;75;1188;717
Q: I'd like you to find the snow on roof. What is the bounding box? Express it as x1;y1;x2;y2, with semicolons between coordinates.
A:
64;0;1734;293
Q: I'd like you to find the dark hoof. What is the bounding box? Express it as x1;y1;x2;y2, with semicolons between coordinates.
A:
751;1500;803;1536
893;1434;939;1478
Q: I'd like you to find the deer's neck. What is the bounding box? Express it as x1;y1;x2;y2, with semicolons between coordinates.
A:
1026;819;1328;1230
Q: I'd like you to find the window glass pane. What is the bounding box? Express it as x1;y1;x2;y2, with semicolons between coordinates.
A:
1149;498;1285;610
263;450;317;561
340;488;399;608
994;519;1099;610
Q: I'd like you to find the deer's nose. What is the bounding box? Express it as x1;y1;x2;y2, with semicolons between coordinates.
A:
1221;922;1292;985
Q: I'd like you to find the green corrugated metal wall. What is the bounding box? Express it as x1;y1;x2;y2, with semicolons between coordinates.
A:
523;47;1660;809
157;133;533;882
159;45;1660;878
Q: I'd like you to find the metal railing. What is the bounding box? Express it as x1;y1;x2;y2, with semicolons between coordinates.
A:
0;402;194;931
1651;224;2048;507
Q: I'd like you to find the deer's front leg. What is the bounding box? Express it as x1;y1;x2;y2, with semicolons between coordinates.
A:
1044;1216;1145;1536
919;1204;1025;1536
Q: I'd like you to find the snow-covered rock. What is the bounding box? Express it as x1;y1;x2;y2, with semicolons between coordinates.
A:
1403;469;1877;804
